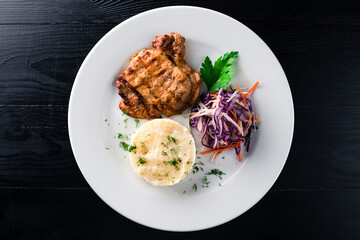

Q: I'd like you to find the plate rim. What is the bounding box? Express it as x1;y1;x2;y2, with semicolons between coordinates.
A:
68;5;294;231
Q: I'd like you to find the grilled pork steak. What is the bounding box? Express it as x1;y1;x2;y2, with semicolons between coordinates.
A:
116;33;201;119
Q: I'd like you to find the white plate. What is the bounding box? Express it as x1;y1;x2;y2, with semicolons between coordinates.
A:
68;6;294;231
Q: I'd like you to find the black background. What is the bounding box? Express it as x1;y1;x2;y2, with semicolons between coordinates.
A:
1;0;360;239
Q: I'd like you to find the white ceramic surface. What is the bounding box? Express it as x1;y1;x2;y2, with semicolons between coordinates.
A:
68;6;294;231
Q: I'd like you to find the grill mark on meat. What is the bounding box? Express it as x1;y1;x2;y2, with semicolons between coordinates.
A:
117;77;161;119
116;33;201;119
166;55;176;65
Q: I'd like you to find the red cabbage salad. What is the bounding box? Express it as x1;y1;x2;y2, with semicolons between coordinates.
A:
189;51;259;162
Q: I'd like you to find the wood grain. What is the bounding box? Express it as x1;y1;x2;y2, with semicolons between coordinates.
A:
0;0;360;25
0;24;114;105
1;24;360;105
0;188;357;239
0;105;87;188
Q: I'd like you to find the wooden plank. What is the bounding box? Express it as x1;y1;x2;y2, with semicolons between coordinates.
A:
251;25;360;189
0;193;13;240
0;24;114;105
0;188;358;239
0;105;88;188
1;24;360;105
0;0;360;25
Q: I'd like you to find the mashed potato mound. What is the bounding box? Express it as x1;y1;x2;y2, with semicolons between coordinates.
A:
129;119;196;186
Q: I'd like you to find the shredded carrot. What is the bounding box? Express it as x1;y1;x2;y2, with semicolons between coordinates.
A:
200;149;222;155
237;85;248;108
244;81;259;98
210;94;220;100
219;143;242;149
238;151;242;162
246;113;254;129
246;117;259;120
212;152;221;162
200;143;241;154
230;110;237;119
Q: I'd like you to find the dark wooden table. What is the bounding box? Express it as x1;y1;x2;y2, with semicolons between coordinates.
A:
1;0;359;239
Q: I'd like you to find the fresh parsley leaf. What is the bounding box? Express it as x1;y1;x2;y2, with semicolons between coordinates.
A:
200;56;214;90
200;51;238;91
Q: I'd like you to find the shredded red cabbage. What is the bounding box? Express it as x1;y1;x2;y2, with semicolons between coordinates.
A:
189;86;257;160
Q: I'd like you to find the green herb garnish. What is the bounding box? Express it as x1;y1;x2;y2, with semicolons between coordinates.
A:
170;147;179;155
202;176;210;188
164;157;182;168
137;157;146;166
167;135;177;144
192;161;204;174
135;119;140;128
200;51;239;91
119;141;137;152
192;184;197;192
206;169;226;180
161;151;168;156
